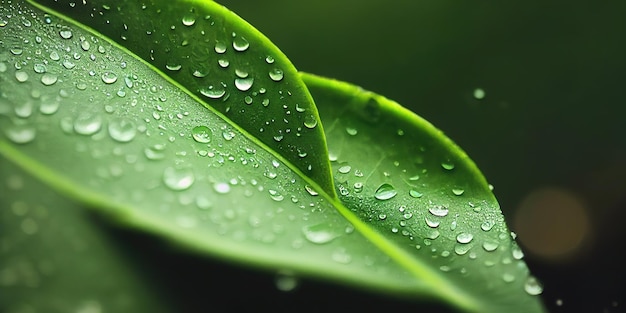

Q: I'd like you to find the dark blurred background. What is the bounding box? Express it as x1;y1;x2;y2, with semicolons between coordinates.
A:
128;1;626;312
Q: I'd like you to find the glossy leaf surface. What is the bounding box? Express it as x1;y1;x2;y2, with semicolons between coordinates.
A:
0;1;545;312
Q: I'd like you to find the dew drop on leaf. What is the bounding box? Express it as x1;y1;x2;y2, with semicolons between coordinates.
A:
200;85;226;99
101;71;118;84
213;182;231;194
456;232;474;244
524;276;543;295
452;188;465;196
73;113;103;135
108;118;137;142
302;223;340;244
269;68;284;81
428;205;449;217
182;15;196;26
374;183;397;200
409;190;423;198
234;77;254;91
303;114;317;129
191;126;212;143
482;241;499;252
473;88;486;100
5;124;36;144
232;35;249;51
441;161;455;170
163;167;194;191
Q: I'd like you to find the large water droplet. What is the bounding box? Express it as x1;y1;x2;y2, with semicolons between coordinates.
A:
213;182;231;194
234;77;254;91
101;71;118;84
232;36;249;51
302;223;340;244
303;114;317;129
73;113;103;135
59;29;73;39
524;276;543;295
41;73;58;86
374;183;397;200
214;41;227;54
425;216;440;228
429;205;449;217
441;161;455;170
482;241;499;252
480;220;494;231
409;190;423;198
200;85;226;99
182;15;196;26
163;167;194;191
108;118;136;142
269;68;284;81
452;188;465;196
144;144;166;160
473;88;486;100
192;126;212;143
456;232;474;244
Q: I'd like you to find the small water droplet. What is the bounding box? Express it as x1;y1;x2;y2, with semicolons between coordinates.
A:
192;126;212;143
456;232;474;244
200;85;226;99
481;220;494;231
59;29;73;39
473;88;485;100
502;273;516;283
217;59;229;68
163;167;195;191
40;97;60;115
452;188;465;196
454;244;472;255
331;248;352;264
338;164;351;174
429;205;449;217
441;161;455;170
305;185;318;196
409;190;423;198
222;130;235;141
302;223;340;244
33;63;47;73
265;55;275;64
101;71;118;84
269;68;284;81
144;144;166;160
108;118;136;142
303;114;317;129
524;276;543;295
482;241;499;252
275;271;298;292
345;127;358;136
235;77;254;91
182;15;196;26
374;183;397;200
232;36;249;51
214;41;227;54
425;216;440;228
213;182;231;194
268;189;284;201
512;247;524;260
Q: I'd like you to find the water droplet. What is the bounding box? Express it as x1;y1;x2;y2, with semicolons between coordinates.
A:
108;118;137;142
338;165;351;174
101;71;118;84
269;68;284;81
473;88;485;100
233;36;250;51
33;63;47;73
40;73;58;86
235;77;254;91
192;126;212;143
214;41;227;54
15;71;29;82
275;271;298;292
303;114;318;129
524;276;543;295
441;161;455;170
163;167;194;191
265;55;275;64
409;190;423;198
429;205;449;217
454;244;472;255
5;124;36;144
482;241;499;252
452;188;465;196
59;29;73;39
425;216;440;228
144;144;166;160
217;59;229;68
213;182;231;194
222;130;235;141
302;223;340;244
481;220;494;231
345;127;358;136
176;216;197;228
512;247;525;259
165;62;182;71
331;248;352;264
305;185;318;196
374;183;397;200
200;85;226;99
268;189;284;201
456;233;474;244
182;15;196;26
73;113;103;135
502;273;516;283
40;97;60;115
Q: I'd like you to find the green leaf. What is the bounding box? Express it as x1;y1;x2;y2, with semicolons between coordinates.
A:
0;1;546;313
0;158;172;313
25;0;336;196
303;72;546;313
